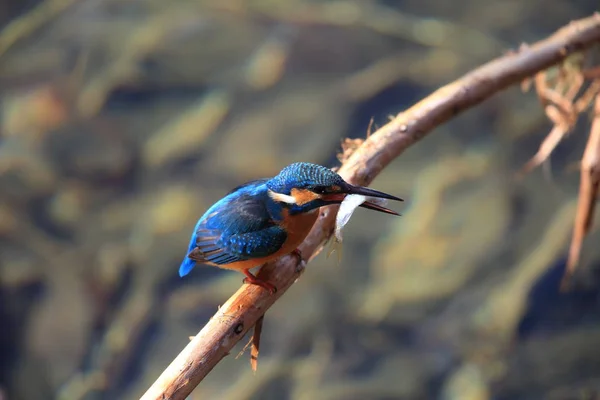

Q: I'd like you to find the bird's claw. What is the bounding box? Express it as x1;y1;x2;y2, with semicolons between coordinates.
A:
242;271;277;294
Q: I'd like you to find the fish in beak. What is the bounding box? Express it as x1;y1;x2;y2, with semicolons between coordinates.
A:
321;183;403;216
345;184;403;215
323;183;403;244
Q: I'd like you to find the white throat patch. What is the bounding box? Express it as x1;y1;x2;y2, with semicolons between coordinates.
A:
268;190;297;204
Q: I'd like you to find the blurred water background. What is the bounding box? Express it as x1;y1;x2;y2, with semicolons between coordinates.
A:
1;1;600;399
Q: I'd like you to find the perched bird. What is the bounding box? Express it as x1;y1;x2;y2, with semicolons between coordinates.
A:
179;162;402;293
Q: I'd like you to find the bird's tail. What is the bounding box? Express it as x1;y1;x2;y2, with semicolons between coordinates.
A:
179;229;199;277
179;256;196;277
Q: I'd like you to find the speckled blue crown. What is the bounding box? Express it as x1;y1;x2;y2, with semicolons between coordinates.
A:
267;162;344;194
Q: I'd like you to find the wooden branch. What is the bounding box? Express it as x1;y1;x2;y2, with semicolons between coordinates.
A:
141;13;600;400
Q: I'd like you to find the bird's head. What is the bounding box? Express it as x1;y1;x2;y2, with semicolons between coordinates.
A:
266;162;402;215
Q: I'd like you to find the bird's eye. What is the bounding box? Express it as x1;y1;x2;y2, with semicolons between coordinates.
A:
312;186;328;194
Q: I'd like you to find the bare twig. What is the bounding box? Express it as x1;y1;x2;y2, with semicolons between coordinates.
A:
234;315;264;372
563;92;600;289
520;54;594;176
141;14;600;400
520;122;570;175
519;36;600;284
250;316;264;372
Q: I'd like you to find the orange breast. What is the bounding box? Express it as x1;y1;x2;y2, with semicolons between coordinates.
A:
219;209;318;272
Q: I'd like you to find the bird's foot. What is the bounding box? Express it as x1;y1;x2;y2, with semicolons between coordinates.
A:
243;270;277;294
291;248;307;272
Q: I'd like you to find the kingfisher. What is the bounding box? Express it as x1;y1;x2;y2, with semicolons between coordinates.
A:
179;162;402;293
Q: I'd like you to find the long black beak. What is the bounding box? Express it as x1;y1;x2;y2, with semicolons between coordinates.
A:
347;184;403;216
346;185;403;202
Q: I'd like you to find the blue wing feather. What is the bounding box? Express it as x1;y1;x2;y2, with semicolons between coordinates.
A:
179;181;287;277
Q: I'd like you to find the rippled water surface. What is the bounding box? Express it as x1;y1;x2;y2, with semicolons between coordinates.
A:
1;1;600;399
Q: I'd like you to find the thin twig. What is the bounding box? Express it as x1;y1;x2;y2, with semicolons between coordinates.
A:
250;316;264;372
141;13;600;400
520;53;594;176
520;122;569;176
563;92;600;289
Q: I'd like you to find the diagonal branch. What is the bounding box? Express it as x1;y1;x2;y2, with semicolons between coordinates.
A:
141;13;600;400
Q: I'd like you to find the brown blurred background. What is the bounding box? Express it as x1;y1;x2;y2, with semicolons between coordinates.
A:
1;1;600;399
